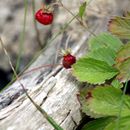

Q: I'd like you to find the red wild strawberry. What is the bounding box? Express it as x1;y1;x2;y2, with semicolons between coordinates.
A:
35;9;53;25
62;52;76;69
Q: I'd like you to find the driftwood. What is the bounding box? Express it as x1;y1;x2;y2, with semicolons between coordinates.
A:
0;0;130;130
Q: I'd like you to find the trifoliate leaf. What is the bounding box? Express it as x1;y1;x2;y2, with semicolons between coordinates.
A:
72;58;118;84
115;58;130;82
116;43;130;63
88;33;123;52
87;47;116;66
79;86;130;118
104;116;130;130
108;15;130;39
79;2;87;20
81;117;114;130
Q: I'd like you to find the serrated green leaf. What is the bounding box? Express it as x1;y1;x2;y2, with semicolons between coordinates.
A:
79;2;87;19
87;47;116;66
108;16;130;39
88;33;123;52
104;116;130;130
79;86;130;118
79;87;100;118
115;58;130;82
81;117;114;130
72;58;118;84
79;87;104;118
116;43;130;63
82;103;102;118
87;86;130;117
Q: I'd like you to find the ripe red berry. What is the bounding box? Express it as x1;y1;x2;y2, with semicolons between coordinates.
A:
35;9;53;25
62;53;76;69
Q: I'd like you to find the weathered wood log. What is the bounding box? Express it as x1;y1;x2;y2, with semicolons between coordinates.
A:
0;0;130;130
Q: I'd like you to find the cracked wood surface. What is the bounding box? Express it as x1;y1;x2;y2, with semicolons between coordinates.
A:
0;70;82;130
0;0;130;130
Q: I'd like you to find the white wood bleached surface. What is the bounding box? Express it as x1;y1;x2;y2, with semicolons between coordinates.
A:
0;0;130;130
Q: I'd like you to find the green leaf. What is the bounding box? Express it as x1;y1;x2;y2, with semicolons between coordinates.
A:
81;117;114;130
111;79;123;88
79;2;87;19
79;87;104;118
87;47;116;66
88;33;123;52
115;58;130;82
80;86;130;118
104;116;130;130
108;15;130;39
115;43;130;82
116;43;130;63
72;58;118;84
88;86;130;117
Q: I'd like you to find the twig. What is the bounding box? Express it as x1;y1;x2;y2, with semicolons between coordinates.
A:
31;0;43;48
58;0;97;37
23;63;62;75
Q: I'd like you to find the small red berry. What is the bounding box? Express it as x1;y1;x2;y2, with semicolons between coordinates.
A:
35;9;53;25
62;53;76;69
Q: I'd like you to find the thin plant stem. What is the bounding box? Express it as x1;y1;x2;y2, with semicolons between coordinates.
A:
31;0;43;48
14;0;28;75
58;0;97;37
0;37;64;130
58;0;114;47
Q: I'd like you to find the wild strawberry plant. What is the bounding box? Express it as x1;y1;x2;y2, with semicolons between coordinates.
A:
22;2;130;130
31;2;130;129
72;12;130;130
